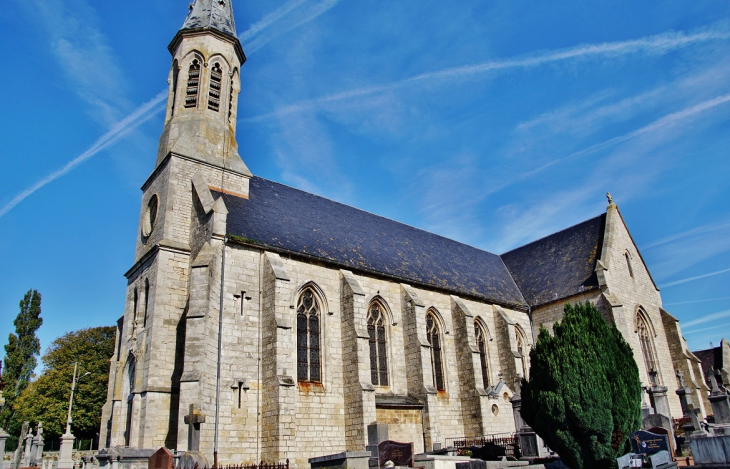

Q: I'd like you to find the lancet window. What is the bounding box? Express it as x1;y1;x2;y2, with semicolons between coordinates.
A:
367;301;388;386
475;320;490;388
515;326;528;379
297;288;321;382
143;280;150;329
208;62;222;112
625;251;634;278
426;311;445;391
637;311;659;384
184;59;201;108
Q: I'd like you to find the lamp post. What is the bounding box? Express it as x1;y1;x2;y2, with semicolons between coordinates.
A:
58;363;91;469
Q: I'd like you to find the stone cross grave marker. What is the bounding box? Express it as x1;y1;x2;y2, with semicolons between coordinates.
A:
149;447;174;469
676;370;685;389
630;430;669;456
184;404;206;452
378;440;414;467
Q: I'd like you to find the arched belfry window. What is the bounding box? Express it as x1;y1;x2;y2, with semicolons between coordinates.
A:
169;60;179;119
475;320;490;388
185;59;201;108
367;301;389;386
297;287;321;382
208;62;222;112
426;311;445;391
636;310;659;385
515;326;528;379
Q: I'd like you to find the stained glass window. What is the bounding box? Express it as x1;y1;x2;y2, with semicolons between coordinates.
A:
297;288;321;382
367;302;388;386
427;312;445;391
475;321;489;389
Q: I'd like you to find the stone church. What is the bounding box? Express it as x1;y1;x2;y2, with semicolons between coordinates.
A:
99;0;709;465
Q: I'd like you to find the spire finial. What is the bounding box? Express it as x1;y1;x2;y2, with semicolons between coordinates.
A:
606;192;614;206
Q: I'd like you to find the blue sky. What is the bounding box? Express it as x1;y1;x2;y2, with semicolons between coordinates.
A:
1;0;729;365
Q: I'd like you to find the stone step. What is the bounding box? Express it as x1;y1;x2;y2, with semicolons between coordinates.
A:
484;461;530;468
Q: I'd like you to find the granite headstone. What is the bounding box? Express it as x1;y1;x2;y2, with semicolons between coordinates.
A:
378;440;413;467
630;431;669;456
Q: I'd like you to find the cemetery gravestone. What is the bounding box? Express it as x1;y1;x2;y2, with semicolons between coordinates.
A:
378;440;414;467
630;431;670;456
148;447;173;469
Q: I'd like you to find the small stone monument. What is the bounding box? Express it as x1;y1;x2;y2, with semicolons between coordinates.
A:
179;404;209;469
366;422;388;464
707;369;730;432
12;422;29;469
21;426;34;467
30;422;44;467
148;447;174;469
377;440;414;467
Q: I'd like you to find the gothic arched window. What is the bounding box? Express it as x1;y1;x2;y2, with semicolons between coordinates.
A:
184;58;201;108
132;288;138;332
515;326;528;379
297;288;321;382
367;301;388;386
475;320;490;389
208;62;222;112
637;310;659;384
426;311;445;391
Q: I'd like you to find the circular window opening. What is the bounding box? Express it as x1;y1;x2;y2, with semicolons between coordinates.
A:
142;194;159;239
492;404;499;416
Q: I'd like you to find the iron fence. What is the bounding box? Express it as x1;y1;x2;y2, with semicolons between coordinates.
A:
445;433;520;460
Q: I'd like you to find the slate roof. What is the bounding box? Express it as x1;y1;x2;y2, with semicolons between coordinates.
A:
218;177;527;309
501;214;606;308
182;0;237;38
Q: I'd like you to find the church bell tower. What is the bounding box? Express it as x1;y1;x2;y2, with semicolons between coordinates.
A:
158;0;250;176
100;0;250;452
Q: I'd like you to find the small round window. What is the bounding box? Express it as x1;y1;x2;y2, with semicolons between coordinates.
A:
142;194;159;239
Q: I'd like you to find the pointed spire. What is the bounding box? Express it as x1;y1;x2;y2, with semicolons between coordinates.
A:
182;0;237;38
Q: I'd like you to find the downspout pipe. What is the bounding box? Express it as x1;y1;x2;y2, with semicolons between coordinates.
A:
214;235;228;468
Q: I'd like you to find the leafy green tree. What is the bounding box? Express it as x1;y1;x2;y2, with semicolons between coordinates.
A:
521;301;642;469
15;327;116;441
1;289;43;450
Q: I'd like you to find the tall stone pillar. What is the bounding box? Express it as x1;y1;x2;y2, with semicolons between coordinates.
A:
707;371;730;434
340;270;376;450
261;252;296;462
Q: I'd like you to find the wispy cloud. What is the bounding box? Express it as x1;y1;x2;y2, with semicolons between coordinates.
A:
682;309;730;328
242;0;343;54
0;92;167;219
246;26;730;121
662;268;730;289
664;296;730;306
15;0;132;125
683;322;730;335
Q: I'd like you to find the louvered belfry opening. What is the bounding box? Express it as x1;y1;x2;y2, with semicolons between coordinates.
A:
208;62;222;111
185;59;201;108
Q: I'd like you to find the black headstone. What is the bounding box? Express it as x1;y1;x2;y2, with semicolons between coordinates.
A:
629;430;670;455
378;440;414;467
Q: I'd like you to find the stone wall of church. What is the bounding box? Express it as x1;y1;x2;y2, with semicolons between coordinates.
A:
600;205;682;418
175;242;530;466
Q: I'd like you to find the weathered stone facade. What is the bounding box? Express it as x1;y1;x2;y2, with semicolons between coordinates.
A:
99;1;708;467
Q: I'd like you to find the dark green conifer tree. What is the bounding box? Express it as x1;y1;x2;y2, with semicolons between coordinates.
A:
1;289;43;450
521;301;641;469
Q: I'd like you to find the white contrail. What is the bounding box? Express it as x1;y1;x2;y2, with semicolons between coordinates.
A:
247;27;730;121
682;309;730;328
664;296;730;306
238;0;308;42
662;267;730;288
0;91;167;219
